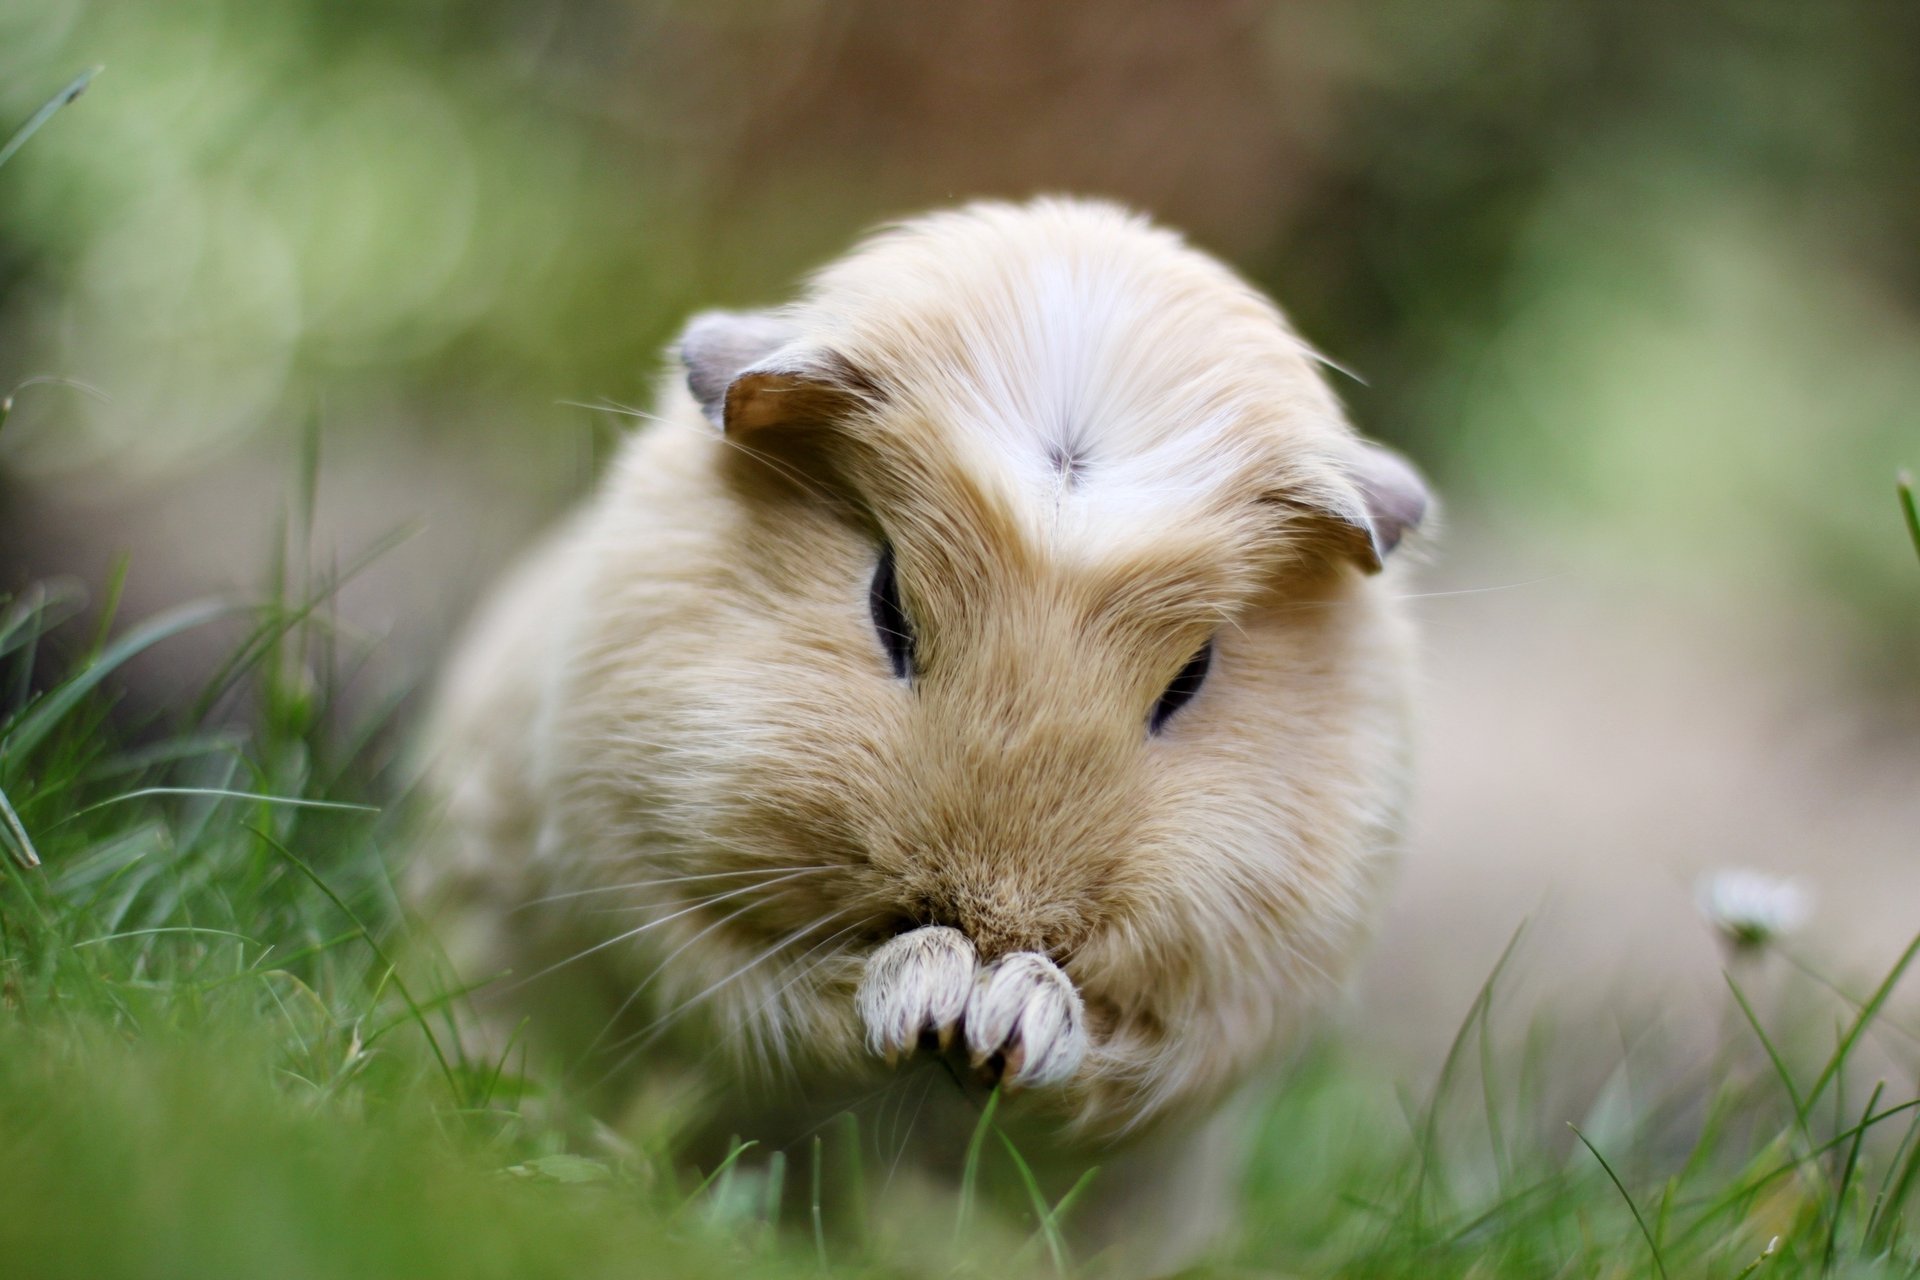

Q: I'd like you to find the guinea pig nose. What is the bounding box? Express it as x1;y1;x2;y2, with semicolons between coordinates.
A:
894;885;1060;962
877;894;951;941
875;914;924;941
953;920;1047;966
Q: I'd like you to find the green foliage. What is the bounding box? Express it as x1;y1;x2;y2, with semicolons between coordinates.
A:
0;5;699;479
0;1029;815;1280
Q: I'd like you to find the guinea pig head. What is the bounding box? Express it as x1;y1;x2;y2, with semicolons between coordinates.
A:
574;200;1426;1121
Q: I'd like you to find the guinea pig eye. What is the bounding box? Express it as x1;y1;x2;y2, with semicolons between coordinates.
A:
869;545;916;680
1149;640;1212;734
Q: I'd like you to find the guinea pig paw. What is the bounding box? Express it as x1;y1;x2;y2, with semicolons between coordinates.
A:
856;926;977;1064
964;952;1087;1090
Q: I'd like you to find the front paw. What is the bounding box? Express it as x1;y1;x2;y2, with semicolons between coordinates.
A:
856;925;976;1062
965;952;1087;1089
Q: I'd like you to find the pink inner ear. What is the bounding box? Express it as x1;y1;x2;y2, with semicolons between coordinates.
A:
1352;443;1430;558
719;349;880;437
723;369;826;435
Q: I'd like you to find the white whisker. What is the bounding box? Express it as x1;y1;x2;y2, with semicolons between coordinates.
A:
601;904;873;1082
1391;573;1569;602
571;892;789;1075
558;397;672;427
739;911;877;1076
509;868;822;989
512;865;831;912
885;1069;946;1192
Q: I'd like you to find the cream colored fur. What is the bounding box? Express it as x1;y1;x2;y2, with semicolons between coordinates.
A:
412;197;1425;1273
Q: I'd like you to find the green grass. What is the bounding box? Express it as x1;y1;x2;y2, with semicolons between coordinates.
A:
1;508;1918;1280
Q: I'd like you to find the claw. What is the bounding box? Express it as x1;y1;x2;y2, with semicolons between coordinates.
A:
1001;1042;1027;1089
858;931;1088;1089
857;926;977;1062
964;952;1087;1089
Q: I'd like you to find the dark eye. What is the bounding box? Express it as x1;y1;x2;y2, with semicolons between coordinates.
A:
1149;640;1211;734
869;545;916;680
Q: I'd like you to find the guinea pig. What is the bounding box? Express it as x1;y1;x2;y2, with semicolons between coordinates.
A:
411;196;1429;1273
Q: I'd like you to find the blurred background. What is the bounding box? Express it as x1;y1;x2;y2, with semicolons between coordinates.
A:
2;0;1915;1062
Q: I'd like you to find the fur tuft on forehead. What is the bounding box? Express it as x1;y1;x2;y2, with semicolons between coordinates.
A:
777;198;1366;561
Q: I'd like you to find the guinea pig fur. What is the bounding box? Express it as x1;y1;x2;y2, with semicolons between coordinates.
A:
411;196;1429;1272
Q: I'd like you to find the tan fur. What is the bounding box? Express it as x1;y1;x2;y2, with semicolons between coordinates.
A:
412;198;1424;1272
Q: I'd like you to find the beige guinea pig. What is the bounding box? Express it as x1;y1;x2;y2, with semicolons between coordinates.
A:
411;197;1429;1273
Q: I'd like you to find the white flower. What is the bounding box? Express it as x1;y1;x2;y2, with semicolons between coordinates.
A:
1695;869;1811;949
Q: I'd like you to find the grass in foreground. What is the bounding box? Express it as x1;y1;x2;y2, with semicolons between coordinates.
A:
2;538;1919;1280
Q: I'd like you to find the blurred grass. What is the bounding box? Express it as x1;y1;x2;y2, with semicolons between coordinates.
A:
0;1030;798;1280
1;500;1918;1277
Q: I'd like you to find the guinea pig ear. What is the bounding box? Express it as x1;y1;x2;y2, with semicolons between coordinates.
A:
1349;441;1431;567
678;309;869;435
1296;441;1432;573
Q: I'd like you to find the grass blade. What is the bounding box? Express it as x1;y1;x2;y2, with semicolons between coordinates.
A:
952;1086;1001;1252
810;1135;828;1269
762;1149;786;1229
0;779;41;868
679;1139;758;1216
1799;931;1920;1128
1825;1080;1883;1268
245;824;460;1101
1412;919;1527;1229
0;580;88;664
0;67;99;172
1900;470;1919;567
1732;1236;1781;1279
997;1129;1070;1276
187;522;419;725
1870;1101;1920;1249
1725;970;1805;1119
2;599;238;762
1043;1165;1099;1238
1569;1123;1669;1280
56;787;379;828
1868;1093;1920;1247
1668;1098;1920;1253
0;375;112;442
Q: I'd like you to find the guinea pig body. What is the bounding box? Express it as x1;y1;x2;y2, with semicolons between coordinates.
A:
413;197;1427;1272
